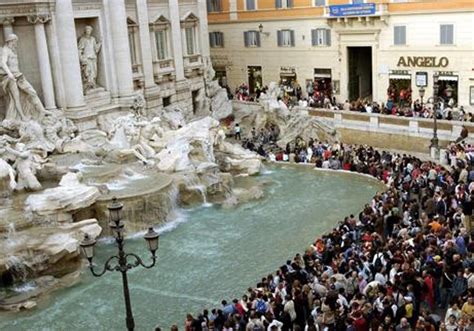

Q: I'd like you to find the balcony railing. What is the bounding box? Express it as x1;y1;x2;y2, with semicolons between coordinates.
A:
183;54;204;78
153;59;176;83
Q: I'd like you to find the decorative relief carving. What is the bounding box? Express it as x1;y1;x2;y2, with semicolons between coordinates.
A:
27;14;51;25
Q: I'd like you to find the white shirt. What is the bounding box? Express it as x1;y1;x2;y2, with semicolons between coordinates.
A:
267;320;283;331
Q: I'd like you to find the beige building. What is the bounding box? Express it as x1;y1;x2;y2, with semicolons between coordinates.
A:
208;0;474;111
0;0;211;129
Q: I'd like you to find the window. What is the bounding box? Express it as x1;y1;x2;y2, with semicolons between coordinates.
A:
185;27;196;55
181;13;199;55
207;0;222;12
163;96;171;107
127;18;140;66
275;0;293;8
440;24;454;45
246;0;256;10
209;32;224;48
277;30;295;47
394;26;406;45
155;30;168;60
150;16;171;61
352;0;365;3
244;30;260;47
311;28;331;46
314;0;325;6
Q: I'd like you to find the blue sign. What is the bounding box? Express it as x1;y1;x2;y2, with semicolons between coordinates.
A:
329;3;376;17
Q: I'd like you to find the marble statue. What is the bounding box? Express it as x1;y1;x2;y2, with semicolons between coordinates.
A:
0;34;49;121
78;26;101;92
4;143;44;191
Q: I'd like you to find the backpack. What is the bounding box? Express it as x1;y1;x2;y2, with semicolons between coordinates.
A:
256;299;266;313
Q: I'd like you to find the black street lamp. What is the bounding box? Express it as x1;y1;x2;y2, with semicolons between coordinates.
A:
431;75;439;152
80;197;159;331
419;87;425;110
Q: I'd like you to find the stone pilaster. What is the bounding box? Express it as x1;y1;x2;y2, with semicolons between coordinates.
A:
55;0;86;110
135;0;155;89
169;0;185;81
197;0;210;59
28;14;56;110
2;17;14;40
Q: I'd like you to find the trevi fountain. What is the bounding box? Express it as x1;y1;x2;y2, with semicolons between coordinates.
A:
0;30;383;330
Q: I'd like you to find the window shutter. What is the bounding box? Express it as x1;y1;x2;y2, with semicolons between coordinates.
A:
216;0;222;11
287;0;293;8
246;0;255;10
220;32;224;47
447;24;453;44
290;30;295;46
207;0;211;12
311;29;317;46
256;31;261;47
326;29;331;46
277;30;282;46
209;32;214;47
244;31;249;47
440;25;446;44
275;0;282;8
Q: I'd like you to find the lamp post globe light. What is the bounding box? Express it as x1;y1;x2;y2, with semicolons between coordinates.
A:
80;197;159;331
419;87;425;110
429;75;440;159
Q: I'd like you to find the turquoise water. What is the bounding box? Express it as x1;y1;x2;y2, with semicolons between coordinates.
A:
0;165;384;331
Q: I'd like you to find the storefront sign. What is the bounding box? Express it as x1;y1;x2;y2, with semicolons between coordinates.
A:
397;56;449;68
280;66;296;73
415;72;428;87
328;3;376;17
390;70;409;75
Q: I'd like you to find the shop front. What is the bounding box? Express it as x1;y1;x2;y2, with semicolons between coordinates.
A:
313;68;332;99
387;70;412;106
280;66;298;97
435;71;458;106
247;66;262;94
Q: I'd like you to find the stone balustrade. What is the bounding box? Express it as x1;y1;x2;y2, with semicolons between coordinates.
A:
232;100;474;154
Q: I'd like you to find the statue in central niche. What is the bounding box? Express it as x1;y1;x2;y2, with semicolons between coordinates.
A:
78;25;101;92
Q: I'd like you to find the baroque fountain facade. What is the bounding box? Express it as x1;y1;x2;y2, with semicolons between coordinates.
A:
0;0;338;313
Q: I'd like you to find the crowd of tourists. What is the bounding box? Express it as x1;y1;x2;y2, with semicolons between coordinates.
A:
167;136;474;331
228;81;471;122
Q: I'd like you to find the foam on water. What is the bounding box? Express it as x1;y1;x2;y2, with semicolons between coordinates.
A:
12;281;37;293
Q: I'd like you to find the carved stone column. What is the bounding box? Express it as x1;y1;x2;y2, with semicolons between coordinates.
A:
45;16;67;109
104;0;134;97
28;15;56;110
135;0;155;89
55;0;86;110
2;17;15;40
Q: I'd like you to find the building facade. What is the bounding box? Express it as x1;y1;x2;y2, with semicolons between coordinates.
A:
0;0;210;130
208;0;474;111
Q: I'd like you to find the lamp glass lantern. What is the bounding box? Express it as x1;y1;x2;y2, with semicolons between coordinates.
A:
80;233;97;261
419;87;425;99
258;24;263;33
108;197;123;223
144;227;160;254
